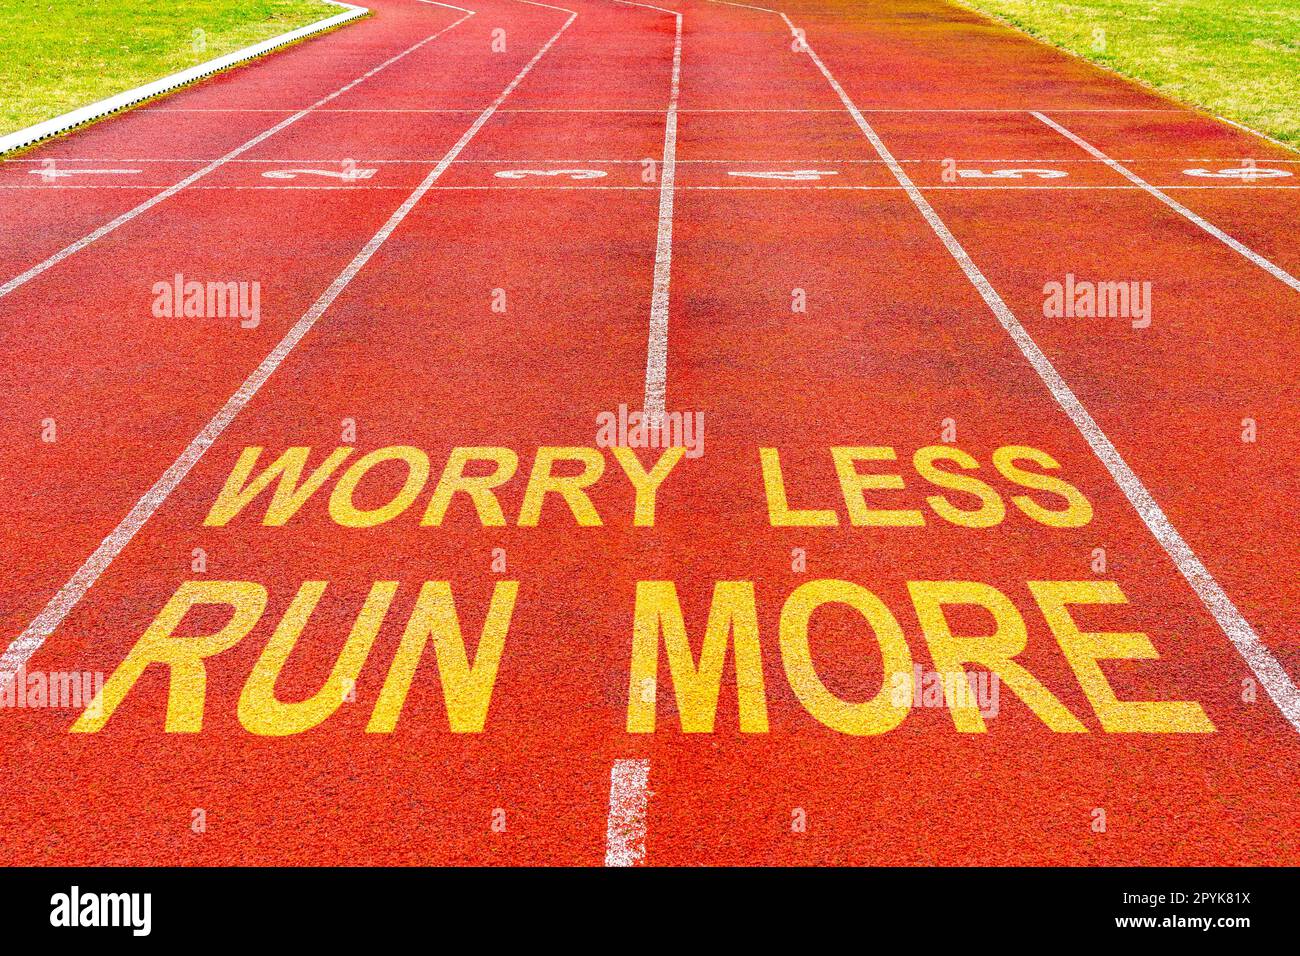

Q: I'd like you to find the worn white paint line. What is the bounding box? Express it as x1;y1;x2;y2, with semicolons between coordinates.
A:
604;759;651;866
0;0;369;157
0;2;577;697
1033;112;1300;295
5;183;1299;193
0;2;475;302
713;0;1300;731
613;0;681;424
137;105;1194;113
17;155;1296;164
515;0;580;13
600;1;678;871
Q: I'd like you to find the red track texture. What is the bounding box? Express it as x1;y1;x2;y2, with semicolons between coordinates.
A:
0;0;1297;865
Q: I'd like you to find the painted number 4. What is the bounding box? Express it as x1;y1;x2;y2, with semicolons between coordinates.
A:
1184;165;1292;180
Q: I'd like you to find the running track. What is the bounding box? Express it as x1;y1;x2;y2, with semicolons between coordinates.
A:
0;0;1297;865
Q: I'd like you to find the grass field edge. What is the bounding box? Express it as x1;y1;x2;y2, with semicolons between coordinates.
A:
0;0;372;160
947;0;1300;155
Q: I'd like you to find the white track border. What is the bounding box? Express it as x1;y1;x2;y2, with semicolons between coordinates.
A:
0;0;370;157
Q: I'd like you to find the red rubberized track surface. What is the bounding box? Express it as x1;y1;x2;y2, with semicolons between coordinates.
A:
0;0;1297;865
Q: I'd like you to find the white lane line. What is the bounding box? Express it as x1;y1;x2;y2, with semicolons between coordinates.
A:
604;758;651;866
17;156;1297;164
136;106;1195;113
1032;112;1300;294
7;183;1300;192
602;0;678;871
515;0;580;13
0;2;476;302
0;2;578;696
712;0;1300;731
613;0;681;424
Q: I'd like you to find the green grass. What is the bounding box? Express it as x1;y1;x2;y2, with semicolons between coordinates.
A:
0;0;343;136
957;0;1300;147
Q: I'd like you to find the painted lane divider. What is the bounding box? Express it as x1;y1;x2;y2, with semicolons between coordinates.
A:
604;0;684;868
29;167;143;180
604;758;650;867
612;0;682;426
